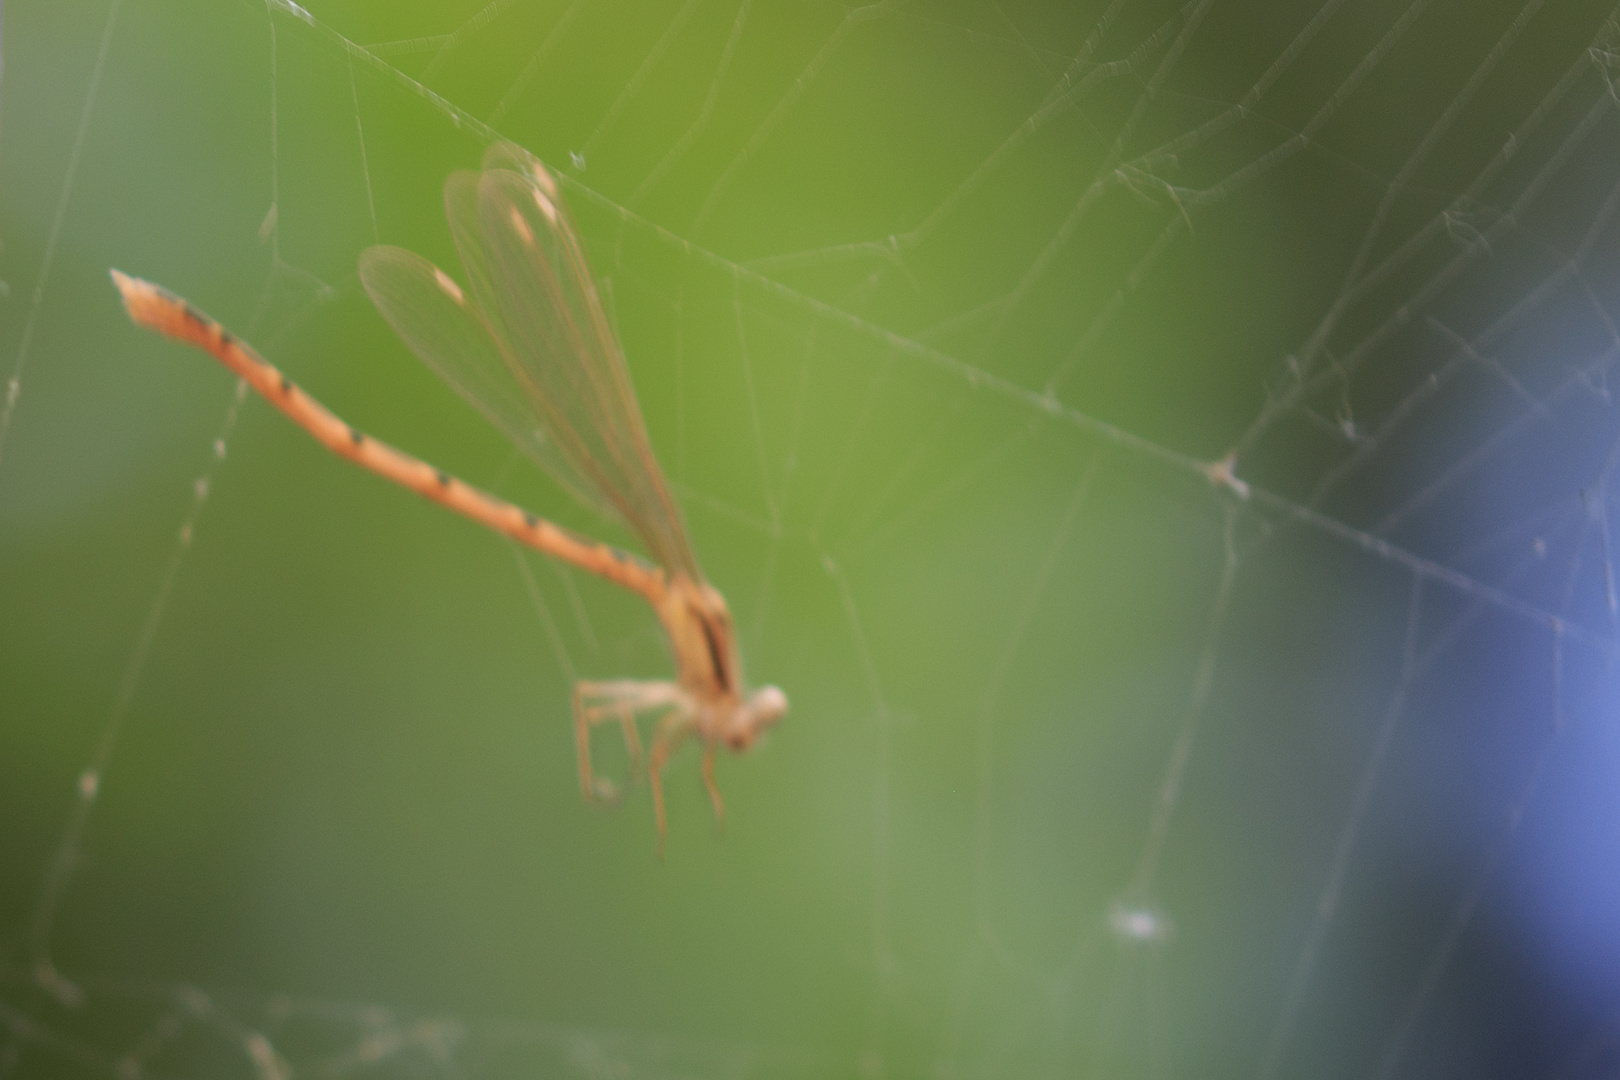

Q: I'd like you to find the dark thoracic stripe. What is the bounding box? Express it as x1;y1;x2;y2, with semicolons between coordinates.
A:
697;613;730;693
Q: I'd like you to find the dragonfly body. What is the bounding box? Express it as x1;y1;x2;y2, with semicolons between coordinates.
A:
114;143;786;847
653;572;784;753
580;571;785;831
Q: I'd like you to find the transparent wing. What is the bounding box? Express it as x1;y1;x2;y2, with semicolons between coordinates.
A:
357;143;699;580
447;142;700;580
357;246;626;527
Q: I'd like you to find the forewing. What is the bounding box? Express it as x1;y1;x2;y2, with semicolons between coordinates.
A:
447;145;700;580
357;244;624;525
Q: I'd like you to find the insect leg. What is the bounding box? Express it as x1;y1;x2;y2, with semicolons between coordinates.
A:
573;680;686;805
701;743;724;830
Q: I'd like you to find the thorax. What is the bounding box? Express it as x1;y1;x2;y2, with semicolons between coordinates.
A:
655;573;742;707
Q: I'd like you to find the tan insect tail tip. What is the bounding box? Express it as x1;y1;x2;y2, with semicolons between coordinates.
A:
108;267;141;297
109;268;154;320
108;269;187;340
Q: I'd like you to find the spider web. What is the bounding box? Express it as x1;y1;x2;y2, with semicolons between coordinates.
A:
3;0;1620;1076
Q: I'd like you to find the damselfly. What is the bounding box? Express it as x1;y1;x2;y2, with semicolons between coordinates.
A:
113;143;787;847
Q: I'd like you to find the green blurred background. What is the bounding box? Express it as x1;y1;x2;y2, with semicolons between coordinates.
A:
4;1;1620;1077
